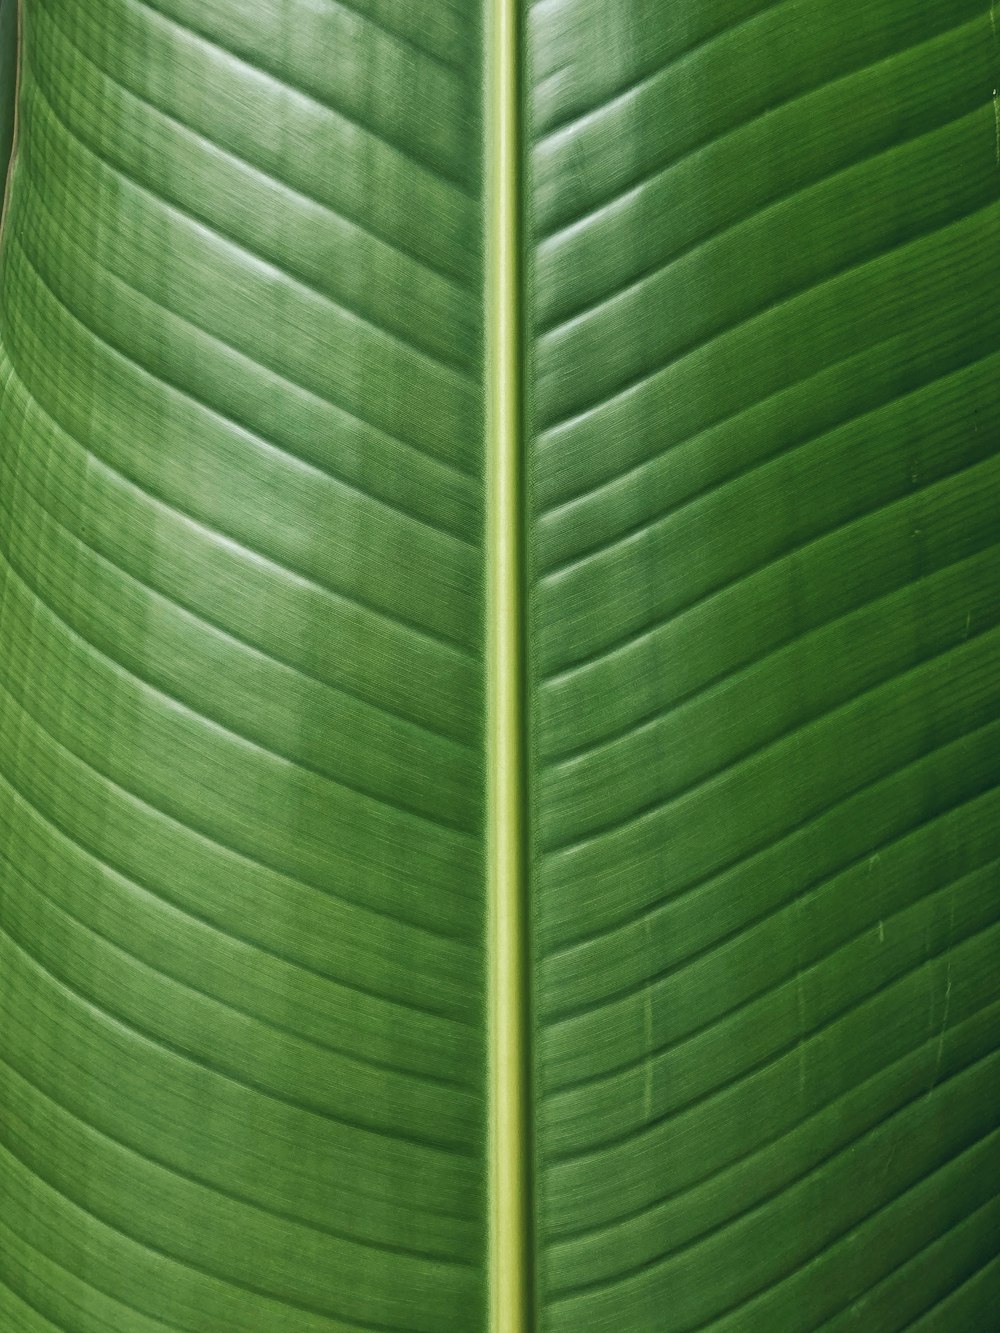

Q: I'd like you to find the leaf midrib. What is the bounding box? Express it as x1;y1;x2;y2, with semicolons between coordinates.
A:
485;0;531;1329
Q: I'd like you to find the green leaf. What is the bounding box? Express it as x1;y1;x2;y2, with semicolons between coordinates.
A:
0;0;16;197
1;2;998;1331
527;4;1000;1328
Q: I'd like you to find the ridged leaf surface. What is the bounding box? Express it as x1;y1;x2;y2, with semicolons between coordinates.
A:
0;2;486;1330
526;2;1000;1329
1;1;999;1330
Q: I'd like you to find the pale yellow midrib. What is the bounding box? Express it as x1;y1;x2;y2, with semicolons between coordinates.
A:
485;0;528;1327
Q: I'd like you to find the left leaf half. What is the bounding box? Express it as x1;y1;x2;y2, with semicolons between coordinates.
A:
0;2;487;1330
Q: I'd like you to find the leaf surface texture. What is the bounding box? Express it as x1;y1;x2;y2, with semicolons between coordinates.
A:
0;1;998;1330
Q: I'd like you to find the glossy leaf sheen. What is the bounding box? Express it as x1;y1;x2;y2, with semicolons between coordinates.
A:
0;1;998;1330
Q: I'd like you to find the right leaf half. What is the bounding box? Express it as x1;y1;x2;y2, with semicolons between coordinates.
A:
525;1;1000;1328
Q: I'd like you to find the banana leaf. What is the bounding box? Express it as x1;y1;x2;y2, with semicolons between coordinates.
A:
0;1;998;1330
